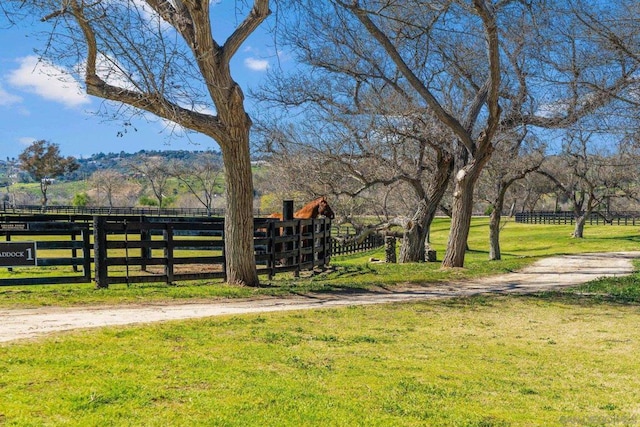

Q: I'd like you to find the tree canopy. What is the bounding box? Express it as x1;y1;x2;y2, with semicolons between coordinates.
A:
18;140;79;209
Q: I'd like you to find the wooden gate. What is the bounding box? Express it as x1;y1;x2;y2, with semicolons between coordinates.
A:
93;217;226;287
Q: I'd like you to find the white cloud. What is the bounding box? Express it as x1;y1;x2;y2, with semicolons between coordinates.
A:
79;54;138;91
0;82;22;106
243;45;259;54
7;56;90;108
276;50;293;63
18;137;37;146
104;0;174;32
244;57;269;72
156;102;216;135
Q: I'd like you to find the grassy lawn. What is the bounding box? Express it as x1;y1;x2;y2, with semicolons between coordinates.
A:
1;218;640;425
1;295;639;426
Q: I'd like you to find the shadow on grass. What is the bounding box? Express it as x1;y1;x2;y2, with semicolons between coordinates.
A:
519;291;640;306
519;273;640;306
595;235;640;243
301;265;640;307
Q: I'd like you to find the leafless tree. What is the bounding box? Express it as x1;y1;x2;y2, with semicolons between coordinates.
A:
7;0;269;285
262;0;640;267
257;0;518;266
257;86;456;262
538;129;639;238
476;132;545;260
326;0;501;268
169;152;223;216
89;170;129;212
507;172;555;213
127;156;171;209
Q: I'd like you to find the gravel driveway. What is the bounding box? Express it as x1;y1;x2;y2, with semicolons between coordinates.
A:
1;252;638;343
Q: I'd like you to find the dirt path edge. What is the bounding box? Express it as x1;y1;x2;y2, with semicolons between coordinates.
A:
1;251;638;343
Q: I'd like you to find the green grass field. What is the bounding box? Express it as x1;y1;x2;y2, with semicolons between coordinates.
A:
1;295;639;426
1;218;640;426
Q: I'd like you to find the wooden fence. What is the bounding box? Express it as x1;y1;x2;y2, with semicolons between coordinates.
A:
331;232;385;256
0;220;91;286
515;211;640;226
0;215;331;287
1;204;274;218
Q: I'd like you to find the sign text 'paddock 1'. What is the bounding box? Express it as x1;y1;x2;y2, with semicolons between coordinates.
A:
0;242;37;267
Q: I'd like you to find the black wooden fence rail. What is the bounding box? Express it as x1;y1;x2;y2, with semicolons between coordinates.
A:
331;232;385;256
515;211;640;225
0;221;91;286
93;216;228;287
0;215;332;287
1;204;273;218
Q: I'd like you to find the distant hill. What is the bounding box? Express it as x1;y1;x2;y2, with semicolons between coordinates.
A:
1;149;223;183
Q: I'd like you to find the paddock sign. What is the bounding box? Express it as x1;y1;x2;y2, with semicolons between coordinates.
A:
0;242;37;267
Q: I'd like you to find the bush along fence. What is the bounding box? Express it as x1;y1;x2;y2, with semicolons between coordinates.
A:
514;211;640;226
0;214;331;287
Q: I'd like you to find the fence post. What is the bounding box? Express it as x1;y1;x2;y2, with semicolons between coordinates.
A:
268;220;276;280
140;215;151;272
385;235;396;263
282;200;295;271
327;219;332;265
93;216;109;289
295;219;302;278
283;200;294;221
221;222;227;283
70;218;78;273
164;224;174;285
82;225;91;283
318;219;327;268
310;218;316;270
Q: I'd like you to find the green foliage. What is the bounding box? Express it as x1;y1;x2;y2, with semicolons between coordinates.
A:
72;192;91;207
259;193;281;213
18;140;79;181
138;195;158;206
162;195;176;207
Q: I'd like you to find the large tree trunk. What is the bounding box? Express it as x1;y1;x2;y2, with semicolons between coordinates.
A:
489;185;508;261
40;181;48;212
442;152;492;268
571;192;597;239
573;213;587;238
399;152;453;263
220;132;259;286
215;83;260;286
442;170;477;267
65;0;267;287
489;203;503;261
399;202;430;262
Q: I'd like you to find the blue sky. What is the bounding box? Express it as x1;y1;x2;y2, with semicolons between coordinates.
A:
0;2;280;160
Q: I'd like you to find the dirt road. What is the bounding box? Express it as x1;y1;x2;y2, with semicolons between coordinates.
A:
1;252;638;343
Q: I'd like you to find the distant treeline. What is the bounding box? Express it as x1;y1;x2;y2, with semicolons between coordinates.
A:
1;149;223;184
